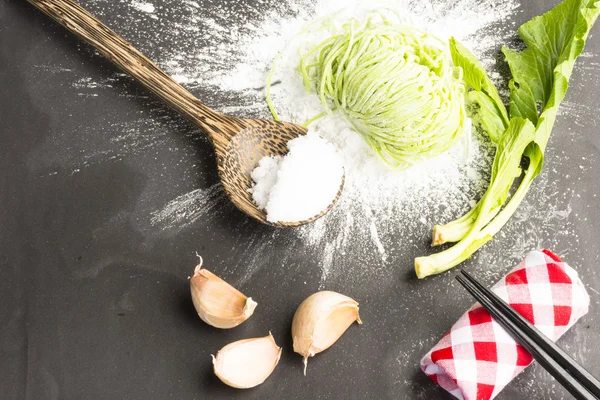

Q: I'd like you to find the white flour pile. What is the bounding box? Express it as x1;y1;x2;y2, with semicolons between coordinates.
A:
250;132;344;223
35;0;582;287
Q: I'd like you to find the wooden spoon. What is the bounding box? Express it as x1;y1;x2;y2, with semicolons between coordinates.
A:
26;0;344;227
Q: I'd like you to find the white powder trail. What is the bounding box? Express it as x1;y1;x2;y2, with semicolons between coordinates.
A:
150;183;227;231
319;242;336;289
370;221;388;262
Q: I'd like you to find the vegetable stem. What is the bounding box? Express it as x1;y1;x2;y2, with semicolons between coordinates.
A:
416;118;535;278
432;204;479;246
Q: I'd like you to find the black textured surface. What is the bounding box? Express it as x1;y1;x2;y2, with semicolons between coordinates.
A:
1;0;600;399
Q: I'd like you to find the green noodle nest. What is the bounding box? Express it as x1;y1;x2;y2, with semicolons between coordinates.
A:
294;16;467;168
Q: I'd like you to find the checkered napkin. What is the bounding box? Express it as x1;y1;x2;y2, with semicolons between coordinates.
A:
420;249;590;400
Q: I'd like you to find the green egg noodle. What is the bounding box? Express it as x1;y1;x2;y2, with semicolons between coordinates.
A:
268;13;468;168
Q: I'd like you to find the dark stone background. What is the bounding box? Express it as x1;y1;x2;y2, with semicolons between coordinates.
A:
1;0;599;398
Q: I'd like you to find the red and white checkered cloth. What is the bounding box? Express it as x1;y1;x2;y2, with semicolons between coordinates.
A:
421;249;590;400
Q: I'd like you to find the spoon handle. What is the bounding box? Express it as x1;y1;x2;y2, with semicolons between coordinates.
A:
26;0;241;149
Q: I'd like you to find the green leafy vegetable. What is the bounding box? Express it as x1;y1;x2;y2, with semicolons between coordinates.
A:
416;0;600;278
448;37;509;144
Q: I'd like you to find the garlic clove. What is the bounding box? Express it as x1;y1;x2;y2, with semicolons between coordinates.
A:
291;291;361;374
212;333;282;389
190;266;257;329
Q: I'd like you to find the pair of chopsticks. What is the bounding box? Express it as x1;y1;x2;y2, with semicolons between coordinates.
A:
456;270;600;400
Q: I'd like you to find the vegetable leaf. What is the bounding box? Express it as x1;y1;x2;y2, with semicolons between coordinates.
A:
505;0;600;151
449;37;509;143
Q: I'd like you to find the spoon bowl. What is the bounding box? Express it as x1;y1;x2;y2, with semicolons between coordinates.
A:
219;120;344;227
26;0;344;227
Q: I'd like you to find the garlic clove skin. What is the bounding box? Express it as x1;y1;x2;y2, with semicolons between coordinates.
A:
190;266;257;329
291;291;362;374
212;333;282;389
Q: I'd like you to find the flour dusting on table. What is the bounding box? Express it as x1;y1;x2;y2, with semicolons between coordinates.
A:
144;0;518;286
34;0;581;287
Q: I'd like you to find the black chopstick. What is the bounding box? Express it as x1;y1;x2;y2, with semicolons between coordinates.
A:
456;272;600;400
460;270;600;398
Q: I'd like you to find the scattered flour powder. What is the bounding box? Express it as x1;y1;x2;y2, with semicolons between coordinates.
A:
250;132;344;223
32;0;581;287
144;0;521;286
